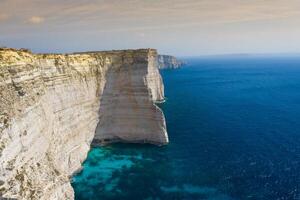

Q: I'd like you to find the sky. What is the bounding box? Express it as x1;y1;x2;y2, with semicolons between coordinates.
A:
1;0;300;56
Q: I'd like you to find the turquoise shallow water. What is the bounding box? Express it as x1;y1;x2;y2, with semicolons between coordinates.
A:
72;56;300;200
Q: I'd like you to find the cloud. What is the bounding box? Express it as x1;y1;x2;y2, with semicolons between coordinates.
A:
2;0;300;28
28;16;44;24
0;13;9;21
137;32;146;38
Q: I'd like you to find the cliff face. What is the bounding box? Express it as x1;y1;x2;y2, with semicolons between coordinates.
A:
0;48;168;200
93;50;167;145
158;55;185;69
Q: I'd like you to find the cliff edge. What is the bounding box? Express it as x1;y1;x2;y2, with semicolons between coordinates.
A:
158;55;185;69
0;48;168;199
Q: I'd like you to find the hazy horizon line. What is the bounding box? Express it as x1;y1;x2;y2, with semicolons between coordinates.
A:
2;45;300;58
179;52;300;58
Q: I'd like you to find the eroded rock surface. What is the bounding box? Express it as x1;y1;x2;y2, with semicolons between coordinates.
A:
0;48;168;200
158;54;185;69
93;50;168;145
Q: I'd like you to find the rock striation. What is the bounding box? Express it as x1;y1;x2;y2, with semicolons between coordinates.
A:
0;48;168;200
158;55;185;69
93;50;167;146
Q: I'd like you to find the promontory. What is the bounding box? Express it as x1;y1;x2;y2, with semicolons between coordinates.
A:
0;48;168;200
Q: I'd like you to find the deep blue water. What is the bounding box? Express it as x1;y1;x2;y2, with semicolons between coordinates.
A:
72;56;300;200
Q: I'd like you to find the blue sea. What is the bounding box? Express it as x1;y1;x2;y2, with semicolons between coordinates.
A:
72;56;300;200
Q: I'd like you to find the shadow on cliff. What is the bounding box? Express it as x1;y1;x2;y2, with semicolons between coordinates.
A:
91;56;167;146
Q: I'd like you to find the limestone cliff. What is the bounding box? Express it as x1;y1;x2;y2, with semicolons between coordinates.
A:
158;55;185;69
0;48;168;200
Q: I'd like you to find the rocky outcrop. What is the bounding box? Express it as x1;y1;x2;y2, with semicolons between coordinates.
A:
0;48;168;200
93;50;167;145
158;55;185;69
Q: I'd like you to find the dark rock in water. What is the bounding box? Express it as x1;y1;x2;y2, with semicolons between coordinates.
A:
158;55;185;69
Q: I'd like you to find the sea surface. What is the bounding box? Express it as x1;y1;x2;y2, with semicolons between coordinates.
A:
72;56;300;200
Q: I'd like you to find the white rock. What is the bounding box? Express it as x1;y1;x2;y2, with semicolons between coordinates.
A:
0;48;168;200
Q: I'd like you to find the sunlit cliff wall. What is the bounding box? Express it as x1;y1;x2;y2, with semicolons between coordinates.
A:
0;48;168;200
